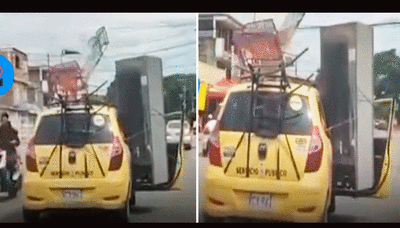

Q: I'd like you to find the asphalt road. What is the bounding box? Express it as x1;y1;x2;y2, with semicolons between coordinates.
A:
198;128;400;223
0;135;197;223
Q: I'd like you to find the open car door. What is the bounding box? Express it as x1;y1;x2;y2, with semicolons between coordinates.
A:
334;97;397;198
370;98;397;198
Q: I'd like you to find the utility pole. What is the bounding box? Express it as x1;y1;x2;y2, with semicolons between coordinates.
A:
178;76;187;119
183;83;187;115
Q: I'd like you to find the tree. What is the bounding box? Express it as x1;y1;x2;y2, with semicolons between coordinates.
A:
163;74;196;123
374;49;400;97
373;49;400;122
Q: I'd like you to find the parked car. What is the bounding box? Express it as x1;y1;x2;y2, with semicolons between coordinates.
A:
166;120;192;150
375;119;388;130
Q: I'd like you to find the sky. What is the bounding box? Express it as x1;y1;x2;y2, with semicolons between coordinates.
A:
229;13;400;76
0;13;197;94
1;13;400;94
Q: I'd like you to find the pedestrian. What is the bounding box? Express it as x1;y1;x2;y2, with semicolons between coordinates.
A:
0;112;20;181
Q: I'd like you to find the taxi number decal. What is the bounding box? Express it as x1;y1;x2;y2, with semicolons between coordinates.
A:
236;167;288;177
50;171;94;176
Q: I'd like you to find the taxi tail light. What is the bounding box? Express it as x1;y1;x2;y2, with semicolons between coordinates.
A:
109;134;123;171
305;126;323;172
208;121;222;167
26;138;38;172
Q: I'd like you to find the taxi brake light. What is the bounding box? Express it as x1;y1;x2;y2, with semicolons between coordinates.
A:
26;138;38;172
208;121;222;167
305;126;323;172
108;134;123;171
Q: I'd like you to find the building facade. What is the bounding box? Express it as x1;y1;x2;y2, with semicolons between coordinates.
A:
0;47;43;145
198;13;242;79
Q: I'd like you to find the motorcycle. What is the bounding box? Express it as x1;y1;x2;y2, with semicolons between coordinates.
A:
0;149;22;198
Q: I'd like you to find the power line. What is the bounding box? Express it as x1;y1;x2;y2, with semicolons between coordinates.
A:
165;49;196;60
111;32;189;50
369;22;400;27
164;63;196;69
109;22;196;31
104;41;196;58
298;21;400;30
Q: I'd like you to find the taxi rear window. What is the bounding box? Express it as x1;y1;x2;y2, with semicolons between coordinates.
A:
220;91;312;135
34;113;113;145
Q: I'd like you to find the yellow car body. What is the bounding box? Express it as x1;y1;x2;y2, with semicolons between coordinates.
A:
22;105;131;221
203;78;333;222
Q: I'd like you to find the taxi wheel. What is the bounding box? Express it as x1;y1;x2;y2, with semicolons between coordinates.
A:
8;187;17;198
320;188;331;223
130;191;136;207
107;202;129;223
22;208;41;223
320;209;329;223
129;189;136;213
328;193;336;213
203;211;224;223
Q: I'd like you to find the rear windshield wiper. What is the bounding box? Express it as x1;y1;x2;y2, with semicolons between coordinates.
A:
254;112;303;121
66;129;98;134
284;113;303;120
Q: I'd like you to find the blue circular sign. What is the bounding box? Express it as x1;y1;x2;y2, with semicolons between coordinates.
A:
0;56;14;96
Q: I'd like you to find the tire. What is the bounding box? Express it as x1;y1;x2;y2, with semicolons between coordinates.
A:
22;208;41;223
328;192;336;213
328;170;336;213
203;211;224;223
320;209;329;223
107;202;129;223
129;189;136;212
118;202;129;223
320;188;332;223
8;187;17;198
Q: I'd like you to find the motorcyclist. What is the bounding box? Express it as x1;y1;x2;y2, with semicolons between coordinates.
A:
0;112;20;181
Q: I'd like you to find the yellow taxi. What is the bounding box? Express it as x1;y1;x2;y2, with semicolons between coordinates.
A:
203;76;333;222
22;105;132;222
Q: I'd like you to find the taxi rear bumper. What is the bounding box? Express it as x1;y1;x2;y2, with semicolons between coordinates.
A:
22;172;130;211
203;165;331;222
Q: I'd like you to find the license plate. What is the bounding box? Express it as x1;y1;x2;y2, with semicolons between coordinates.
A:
248;193;273;210
63;189;82;200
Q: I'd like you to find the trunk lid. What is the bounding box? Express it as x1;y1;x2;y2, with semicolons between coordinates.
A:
220;132;311;181
35;144;111;179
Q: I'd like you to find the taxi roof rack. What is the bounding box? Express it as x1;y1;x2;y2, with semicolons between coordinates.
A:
39;81;109;179
240;47;309;93
229;47;309;178
48;80;110;113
